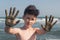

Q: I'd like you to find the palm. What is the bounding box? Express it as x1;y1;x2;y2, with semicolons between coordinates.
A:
41;15;57;32
5;7;20;27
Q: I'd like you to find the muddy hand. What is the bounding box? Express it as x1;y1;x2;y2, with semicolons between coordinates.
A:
5;7;20;27
41;15;57;32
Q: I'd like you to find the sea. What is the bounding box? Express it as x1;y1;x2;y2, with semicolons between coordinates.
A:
0;17;60;40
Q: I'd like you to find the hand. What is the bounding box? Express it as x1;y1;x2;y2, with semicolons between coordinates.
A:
41;15;57;32
5;7;20;27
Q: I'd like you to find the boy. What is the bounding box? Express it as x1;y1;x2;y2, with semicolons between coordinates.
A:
5;5;57;40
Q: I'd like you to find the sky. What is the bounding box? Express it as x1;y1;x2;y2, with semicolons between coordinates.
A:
0;0;60;17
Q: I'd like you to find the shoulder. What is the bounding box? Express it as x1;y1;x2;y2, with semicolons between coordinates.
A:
34;28;40;30
13;27;23;33
13;27;21;32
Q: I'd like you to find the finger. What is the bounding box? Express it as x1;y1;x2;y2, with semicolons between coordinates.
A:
9;7;12;16
12;7;16;15
49;15;52;22
45;16;48;25
52;20;57;26
5;9;8;18
14;10;19;18
41;24;47;31
14;20;20;25
16;20;20;24
41;24;45;28
50;16;54;23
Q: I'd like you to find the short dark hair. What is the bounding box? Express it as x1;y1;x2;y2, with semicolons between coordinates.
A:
24;5;39;17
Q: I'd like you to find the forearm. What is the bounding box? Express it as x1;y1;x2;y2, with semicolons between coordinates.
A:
36;28;47;35
4;26;12;33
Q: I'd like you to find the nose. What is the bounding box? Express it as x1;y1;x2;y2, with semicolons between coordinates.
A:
28;20;32;23
29;20;32;23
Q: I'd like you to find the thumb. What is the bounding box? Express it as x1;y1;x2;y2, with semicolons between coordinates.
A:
14;20;20;25
41;24;45;29
41;24;47;31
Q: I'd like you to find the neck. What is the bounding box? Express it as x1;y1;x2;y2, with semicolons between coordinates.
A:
23;25;32;29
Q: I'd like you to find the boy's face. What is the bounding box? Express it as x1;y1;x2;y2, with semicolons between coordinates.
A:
23;14;37;26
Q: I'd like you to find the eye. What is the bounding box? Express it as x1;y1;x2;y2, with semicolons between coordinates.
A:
31;18;34;20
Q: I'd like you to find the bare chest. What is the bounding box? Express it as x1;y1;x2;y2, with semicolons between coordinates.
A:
18;29;36;40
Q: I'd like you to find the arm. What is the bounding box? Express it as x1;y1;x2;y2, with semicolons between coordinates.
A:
35;28;47;35
5;7;20;34
5;26;18;34
36;15;57;35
